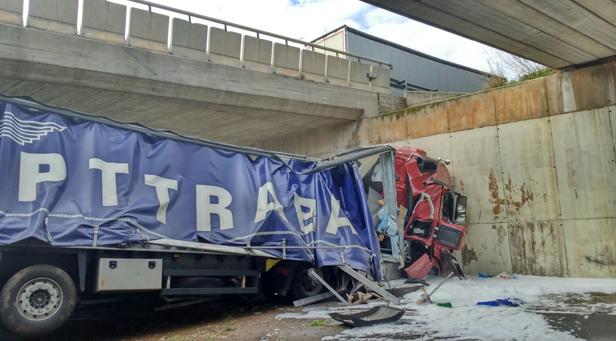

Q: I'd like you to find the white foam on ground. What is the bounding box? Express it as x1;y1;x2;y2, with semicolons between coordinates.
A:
277;275;616;340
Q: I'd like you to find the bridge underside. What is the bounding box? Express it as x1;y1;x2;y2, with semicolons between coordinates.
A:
0;73;354;146
0;23;381;146
363;0;616;69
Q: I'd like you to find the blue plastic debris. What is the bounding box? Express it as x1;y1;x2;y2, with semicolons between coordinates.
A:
477;298;523;307
477;272;493;278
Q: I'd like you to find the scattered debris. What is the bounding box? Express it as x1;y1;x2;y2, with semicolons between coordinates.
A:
346;291;374;304
404;278;429;286
293;292;335;307
308;268;348;304
477;298;523;307
417;272;454;304
348;281;365;296
278;275;616;340
477;271;515;280
435;302;453;308
329;305;405;327
296;267;416;308
338;265;400;304
495;272;514;280
385;284;424;297
440;250;466;279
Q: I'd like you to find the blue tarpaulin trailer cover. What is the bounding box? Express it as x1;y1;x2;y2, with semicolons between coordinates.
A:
0;98;382;278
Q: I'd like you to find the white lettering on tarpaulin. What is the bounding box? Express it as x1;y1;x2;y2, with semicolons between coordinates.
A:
88;158;129;207
18;152;67;202
254;182;289;224
325;195;357;235
144;175;178;224
293;193;316;234
13;152;360;236
0;111;66;146
196;185;234;231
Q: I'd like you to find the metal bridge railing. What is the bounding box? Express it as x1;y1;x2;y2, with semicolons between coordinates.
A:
121;0;393;69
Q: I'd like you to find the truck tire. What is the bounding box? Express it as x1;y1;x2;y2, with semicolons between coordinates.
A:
289;265;324;300
0;265;77;337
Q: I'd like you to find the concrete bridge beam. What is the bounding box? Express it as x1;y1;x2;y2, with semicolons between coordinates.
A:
0;23;384;145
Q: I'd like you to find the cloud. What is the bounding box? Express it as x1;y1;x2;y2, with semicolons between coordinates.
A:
136;0;506;74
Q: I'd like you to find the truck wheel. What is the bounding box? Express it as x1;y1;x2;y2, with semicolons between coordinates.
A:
290;265;324;300
0;265;77;337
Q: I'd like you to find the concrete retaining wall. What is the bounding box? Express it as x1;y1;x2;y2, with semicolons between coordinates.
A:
260;61;616;278
405;91;467;107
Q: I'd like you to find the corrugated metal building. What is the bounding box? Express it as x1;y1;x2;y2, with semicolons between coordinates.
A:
312;26;493;94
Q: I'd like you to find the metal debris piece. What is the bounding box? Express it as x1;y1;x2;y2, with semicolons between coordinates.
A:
405;278;429;286
338;265;400;305
346;291;374;304
293;292;335;307
386;284;424;297
308;268;347;304
330;305;405;327
441;250;466;279
417;272;454;304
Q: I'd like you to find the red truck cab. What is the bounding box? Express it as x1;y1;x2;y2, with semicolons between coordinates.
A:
395;147;467;278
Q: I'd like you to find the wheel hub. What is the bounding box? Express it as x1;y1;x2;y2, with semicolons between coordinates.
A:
30;289;51;309
17;278;63;321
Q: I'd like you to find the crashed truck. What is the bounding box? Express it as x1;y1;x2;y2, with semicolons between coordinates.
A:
0;95;467;336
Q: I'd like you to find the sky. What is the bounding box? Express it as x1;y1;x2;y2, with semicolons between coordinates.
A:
126;0;511;76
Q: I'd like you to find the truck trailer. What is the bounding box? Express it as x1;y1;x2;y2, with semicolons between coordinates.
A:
0;95;467;336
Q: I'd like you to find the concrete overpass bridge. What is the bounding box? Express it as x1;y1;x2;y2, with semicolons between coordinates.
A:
0;0;394;146
363;0;616;69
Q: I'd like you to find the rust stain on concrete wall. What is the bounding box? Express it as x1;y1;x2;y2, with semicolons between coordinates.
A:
488;170;505;218
509;222;566;276
494;224;507;244
504;175;535;211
